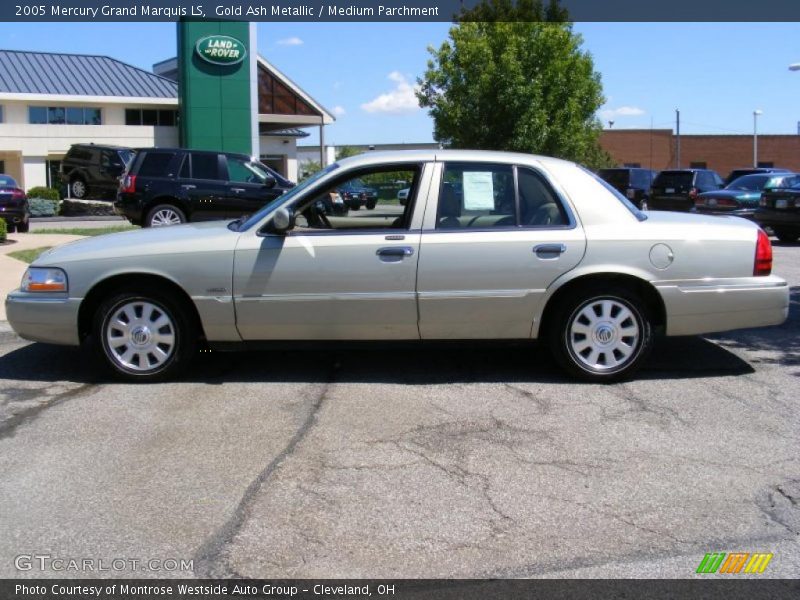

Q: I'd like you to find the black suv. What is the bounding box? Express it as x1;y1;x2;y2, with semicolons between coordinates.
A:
597;168;657;209
60;144;135;199
337;179;379;210
649;169;724;212
114;148;294;227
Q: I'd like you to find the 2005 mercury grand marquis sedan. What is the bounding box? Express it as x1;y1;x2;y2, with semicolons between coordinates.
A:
6;151;790;382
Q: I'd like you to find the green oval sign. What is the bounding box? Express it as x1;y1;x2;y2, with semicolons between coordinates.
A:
195;35;247;66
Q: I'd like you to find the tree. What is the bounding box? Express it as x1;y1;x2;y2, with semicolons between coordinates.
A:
417;0;612;169
299;160;321;180
335;146;363;160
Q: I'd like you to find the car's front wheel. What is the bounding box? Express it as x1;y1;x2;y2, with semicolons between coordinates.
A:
70;177;88;199
93;290;196;381
549;286;653;382
146;204;186;227
16;219;29;233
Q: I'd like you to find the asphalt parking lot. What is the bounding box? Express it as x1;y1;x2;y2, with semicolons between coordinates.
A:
0;244;798;579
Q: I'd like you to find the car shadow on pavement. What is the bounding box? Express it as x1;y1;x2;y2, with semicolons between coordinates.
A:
0;334;754;386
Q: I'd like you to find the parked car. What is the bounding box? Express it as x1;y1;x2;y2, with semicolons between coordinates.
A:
114;148;295;227
694;173;799;218
597;168;657;209
60;144;135;200
398;187;410;206
649;169;724;212
337;179;379;210
723;167;791;187
315;191;349;216
0;175;30;232
6;150;788;383
754;180;800;242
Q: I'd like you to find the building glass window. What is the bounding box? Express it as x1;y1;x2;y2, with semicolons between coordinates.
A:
124;108;177;126
29;106;101;125
158;110;175;126
28;106;47;124
125;109;140;125
142;109;158;126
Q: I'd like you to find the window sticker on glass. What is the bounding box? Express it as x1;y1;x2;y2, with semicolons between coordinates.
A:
462;171;495;210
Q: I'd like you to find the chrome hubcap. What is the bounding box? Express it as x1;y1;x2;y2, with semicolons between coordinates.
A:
72;181;86;197
150;209;182;227
105;301;175;372
568;299;640;372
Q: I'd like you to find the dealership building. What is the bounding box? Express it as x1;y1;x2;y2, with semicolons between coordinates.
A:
0;22;334;191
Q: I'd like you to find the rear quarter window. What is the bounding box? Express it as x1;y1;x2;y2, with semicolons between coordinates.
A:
136;153;176;177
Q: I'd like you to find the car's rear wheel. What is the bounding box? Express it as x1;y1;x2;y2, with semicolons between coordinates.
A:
16;219;29;233
4;221;16;233
146;204;186;227
366;200;377;210
94;290;196;381
773;227;799;243
70;177;88;199
549;286;653;382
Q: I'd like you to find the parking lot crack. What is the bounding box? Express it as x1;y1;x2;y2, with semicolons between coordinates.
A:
191;368;338;578
0;383;98;440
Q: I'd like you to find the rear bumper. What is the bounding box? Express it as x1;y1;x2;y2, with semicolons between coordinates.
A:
655;275;789;336
649;197;693;212
113;194;143;224
0;209;29;223
693;207;757;220
5;292;81;346
753;208;800;228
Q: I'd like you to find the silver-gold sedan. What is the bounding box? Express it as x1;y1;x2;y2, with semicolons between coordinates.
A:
6;151;789;382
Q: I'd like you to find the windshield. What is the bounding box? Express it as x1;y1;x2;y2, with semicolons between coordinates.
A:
0;175;17;187
598;169;629;189
236;163;340;231
725;174;770;191
653;171;694;188
581;166;647;221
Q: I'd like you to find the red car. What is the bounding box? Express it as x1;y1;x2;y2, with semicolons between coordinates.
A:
0;175;29;233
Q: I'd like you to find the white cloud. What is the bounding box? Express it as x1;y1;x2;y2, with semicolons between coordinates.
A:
276;36;303;46
599;105;646;120
332;105;346;117
360;72;420;115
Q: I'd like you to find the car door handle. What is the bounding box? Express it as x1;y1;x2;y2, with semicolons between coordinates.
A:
376;246;414;258
533;243;566;258
181;184;196;190
231;188;246;193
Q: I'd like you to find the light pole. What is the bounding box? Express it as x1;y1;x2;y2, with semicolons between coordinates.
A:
753;110;762;168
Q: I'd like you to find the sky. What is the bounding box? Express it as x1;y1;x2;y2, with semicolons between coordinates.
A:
3;21;800;146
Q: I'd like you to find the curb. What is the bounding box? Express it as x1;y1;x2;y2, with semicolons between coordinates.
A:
31;216;125;222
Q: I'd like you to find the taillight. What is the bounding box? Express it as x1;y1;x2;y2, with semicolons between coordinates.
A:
754;229;772;276
11;189;25;201
120;174;136;194
759;194;767;207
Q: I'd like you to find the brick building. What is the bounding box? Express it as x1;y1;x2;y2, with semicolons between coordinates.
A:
600;129;800;177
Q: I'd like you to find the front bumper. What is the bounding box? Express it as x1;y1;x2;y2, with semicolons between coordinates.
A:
5;292;81;346
655;275;789;336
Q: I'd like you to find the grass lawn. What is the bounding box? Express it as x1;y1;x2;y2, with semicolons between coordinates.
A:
31;225;139;236
8;247;53;264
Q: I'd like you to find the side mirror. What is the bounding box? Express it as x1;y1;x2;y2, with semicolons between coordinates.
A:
263;174;277;189
270;207;294;234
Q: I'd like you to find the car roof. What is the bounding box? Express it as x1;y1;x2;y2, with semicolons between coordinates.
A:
335;149;576;170
134;147;252;160
70;143;132;151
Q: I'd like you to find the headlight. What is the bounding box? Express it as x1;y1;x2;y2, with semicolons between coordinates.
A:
21;267;68;293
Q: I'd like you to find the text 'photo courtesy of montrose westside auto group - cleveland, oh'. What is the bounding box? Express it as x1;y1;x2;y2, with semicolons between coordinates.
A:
0;1;799;599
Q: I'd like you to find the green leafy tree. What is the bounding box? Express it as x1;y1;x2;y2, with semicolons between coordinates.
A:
335;146;363;160
417;0;611;168
299;160;322;180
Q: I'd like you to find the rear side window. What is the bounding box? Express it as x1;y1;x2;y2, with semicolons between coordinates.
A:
598;169;629;189
191;153;222;180
436;163;568;230
137;152;175;177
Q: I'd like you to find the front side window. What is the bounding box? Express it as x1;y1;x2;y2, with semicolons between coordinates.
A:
226;156;270;184
292;166;421;233
436;163;568;230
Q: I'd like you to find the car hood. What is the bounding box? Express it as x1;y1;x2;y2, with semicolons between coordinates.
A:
34;220;239;266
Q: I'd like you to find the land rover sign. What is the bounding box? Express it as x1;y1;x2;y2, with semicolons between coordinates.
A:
195;35;247;66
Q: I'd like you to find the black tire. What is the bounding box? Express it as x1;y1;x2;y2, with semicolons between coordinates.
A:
773;227;799;243
70;177;88;199
366;200;377;210
16;219;29;233
350;205;360;211
145;204;187;228
548;285;653;382
93;288;197;382
5;222;16;234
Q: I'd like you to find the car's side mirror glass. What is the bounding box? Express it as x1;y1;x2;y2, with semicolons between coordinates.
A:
270;207;294;234
263;174;277;189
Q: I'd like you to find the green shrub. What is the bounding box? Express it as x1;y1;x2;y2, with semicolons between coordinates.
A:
27;186;61;200
0;218;7;242
29;198;60;217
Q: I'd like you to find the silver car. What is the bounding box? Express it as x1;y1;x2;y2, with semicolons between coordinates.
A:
6;151;789;382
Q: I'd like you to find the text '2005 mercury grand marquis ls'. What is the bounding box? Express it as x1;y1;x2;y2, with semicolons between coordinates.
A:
6;151;790;382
